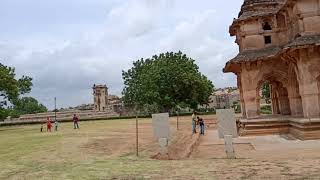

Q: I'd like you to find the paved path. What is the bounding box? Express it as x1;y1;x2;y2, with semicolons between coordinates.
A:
190;128;320;159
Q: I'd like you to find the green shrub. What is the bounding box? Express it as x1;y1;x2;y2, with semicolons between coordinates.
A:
260;105;272;114
0;108;9;121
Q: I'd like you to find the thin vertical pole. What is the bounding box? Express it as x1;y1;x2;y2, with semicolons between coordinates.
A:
54;97;57;122
136;114;138;157
176;112;179;130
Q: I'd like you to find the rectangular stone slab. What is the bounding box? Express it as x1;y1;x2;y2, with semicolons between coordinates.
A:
217;109;238;139
158;138;169;154
224;135;236;159
152;113;170;139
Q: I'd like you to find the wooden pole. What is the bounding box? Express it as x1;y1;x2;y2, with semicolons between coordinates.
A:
136;114;139;157
176;112;179;130
54;97;57;122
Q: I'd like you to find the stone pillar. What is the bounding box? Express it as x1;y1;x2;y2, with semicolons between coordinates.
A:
297;49;320;118
287;63;303;116
256;94;261;116
300;83;320;117
279;97;291;115
271;85;280;114
288;96;303;116
318;77;320;117
278;87;291;115
240;63;260;118
271;97;280;114
242;89;259;118
237;74;246;118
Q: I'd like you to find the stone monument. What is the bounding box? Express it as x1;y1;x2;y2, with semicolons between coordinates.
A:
217;109;237;159
217;109;238;139
152;113;170;155
224;135;236;159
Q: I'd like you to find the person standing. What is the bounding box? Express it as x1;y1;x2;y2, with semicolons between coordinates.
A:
54;121;59;131
192;111;197;134
73;114;80;129
197;116;205;135
46;117;52;132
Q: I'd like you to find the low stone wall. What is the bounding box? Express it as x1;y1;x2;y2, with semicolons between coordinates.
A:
0;113;120;126
17;110;116;120
2;110;120;126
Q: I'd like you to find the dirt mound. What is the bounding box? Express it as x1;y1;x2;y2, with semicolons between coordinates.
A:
152;130;200;160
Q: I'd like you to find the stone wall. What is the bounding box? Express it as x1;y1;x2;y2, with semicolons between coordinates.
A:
9;109;119;123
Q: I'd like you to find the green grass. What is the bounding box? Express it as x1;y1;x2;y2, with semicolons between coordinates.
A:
260;105;272;114
0;119;183;179
0;117;319;179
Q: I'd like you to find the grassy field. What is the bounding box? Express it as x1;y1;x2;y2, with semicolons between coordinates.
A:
1;116;320;180
0;119;155;179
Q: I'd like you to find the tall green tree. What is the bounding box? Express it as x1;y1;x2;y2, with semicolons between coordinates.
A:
122;51;214;112
0;63;32;120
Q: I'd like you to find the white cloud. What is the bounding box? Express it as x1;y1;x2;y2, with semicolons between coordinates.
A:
0;0;241;109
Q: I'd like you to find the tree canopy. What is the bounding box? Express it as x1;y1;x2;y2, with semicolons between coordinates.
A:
122;51;214;113
10;97;47;118
0;63;33;120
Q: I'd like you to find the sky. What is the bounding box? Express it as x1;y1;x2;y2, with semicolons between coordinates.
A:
0;0;243;109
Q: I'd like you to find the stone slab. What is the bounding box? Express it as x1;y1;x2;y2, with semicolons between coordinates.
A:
152;113;170;139
224;135;236;159
217;109;238;139
158;138;169;154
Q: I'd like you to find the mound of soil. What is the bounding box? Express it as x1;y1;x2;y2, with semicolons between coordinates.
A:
152;130;200;160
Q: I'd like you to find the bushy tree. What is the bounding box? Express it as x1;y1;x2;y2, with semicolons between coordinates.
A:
122;51;214;112
0;63;33;120
10;97;47;117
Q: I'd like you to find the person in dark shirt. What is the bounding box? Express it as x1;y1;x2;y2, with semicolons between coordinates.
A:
197;116;205;135
73;114;80;129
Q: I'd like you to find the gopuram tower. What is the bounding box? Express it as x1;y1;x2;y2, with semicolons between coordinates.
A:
93;84;108;111
224;0;320;139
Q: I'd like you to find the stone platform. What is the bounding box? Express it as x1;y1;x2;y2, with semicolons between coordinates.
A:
238;116;320;140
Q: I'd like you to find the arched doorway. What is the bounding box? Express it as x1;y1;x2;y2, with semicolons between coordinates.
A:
257;81;272;115
256;73;291;116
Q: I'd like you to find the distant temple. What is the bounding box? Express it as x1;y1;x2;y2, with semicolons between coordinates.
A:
92;84;123;112
223;0;320;139
201;88;240;110
93;84;109;111
212;88;240;109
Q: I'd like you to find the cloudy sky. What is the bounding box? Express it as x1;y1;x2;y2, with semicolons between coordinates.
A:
0;0;243;109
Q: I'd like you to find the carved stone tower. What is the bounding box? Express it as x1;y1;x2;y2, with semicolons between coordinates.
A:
93;84;108;111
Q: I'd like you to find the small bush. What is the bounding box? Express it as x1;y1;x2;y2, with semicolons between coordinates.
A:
0;108;9;121
260;105;272;114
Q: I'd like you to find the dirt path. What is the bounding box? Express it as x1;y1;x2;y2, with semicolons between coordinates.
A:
189;128;237;159
191;127;320;160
